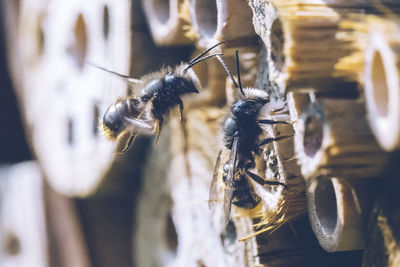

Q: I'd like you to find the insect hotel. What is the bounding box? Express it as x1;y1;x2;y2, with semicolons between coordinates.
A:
0;0;399;266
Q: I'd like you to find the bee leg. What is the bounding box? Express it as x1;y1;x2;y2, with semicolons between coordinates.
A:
178;98;184;122
257;135;293;147
244;169;287;189
257;119;291;125
270;106;286;114
154;118;163;144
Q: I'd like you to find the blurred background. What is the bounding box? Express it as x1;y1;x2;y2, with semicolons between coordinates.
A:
1;0;400;267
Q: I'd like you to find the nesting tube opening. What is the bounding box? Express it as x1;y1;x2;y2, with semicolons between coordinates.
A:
308;178;368;252
365;29;400;151
164;212;178;254
312;179;338;236
191;0;218;39
150;0;170;25
69;13;88;70
371;51;389;117
270;18;285;73
304;116;323;158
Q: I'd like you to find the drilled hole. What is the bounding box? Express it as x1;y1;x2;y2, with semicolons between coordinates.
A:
304;116;323;157
371;51;389;117
93;105;100;137
220;219;236;251
193;0;217;38
197;260;206;267
165;213;178;253
67;118;74;145
36;15;45;56
69;13;88;69
270;18;285;72
151;0;170;24
313;179;337;235
102;5;110;40
3;232;20;256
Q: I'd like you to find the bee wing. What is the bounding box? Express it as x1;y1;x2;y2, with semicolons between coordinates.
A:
123;116;154;135
209;150;222;210
223;136;239;225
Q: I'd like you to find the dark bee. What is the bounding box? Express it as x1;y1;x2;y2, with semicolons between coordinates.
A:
209;51;292;224
97;42;225;152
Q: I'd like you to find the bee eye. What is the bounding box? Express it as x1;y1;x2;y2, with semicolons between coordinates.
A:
232;100;252;117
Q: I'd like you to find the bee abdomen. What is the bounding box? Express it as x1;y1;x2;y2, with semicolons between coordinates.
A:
100;98;142;140
232;187;261;209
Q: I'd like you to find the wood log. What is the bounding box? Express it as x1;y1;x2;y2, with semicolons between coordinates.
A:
133;106;263;267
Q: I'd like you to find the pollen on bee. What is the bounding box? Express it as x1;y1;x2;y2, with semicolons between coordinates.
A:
99;117;119;140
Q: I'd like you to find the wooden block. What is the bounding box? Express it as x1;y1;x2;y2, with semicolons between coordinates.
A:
0;162;48;267
6;0;134;196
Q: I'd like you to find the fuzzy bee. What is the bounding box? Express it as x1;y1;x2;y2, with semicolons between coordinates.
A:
209;51;292;224
97;42;225;153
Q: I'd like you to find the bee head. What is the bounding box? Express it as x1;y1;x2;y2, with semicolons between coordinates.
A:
232;99;268;120
165;73;199;94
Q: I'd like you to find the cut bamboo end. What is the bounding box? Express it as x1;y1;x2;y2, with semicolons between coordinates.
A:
12;0;133;197
364;16;400;151
307;177;377;252
295;99;387;179
249;0;370;93
189;0;257;50
142;0;195;46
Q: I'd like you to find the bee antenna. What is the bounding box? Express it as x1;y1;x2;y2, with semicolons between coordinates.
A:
86;61;143;84
235;50;245;96
188;41;226;65
215;54;239;89
183;53;223;74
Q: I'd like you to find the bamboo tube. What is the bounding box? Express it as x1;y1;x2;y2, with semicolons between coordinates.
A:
189;0;258;50
0;162;49;267
8;0;134;196
364;16;400;151
307;177;378;252
141;0;195;45
248;0;386;93
294;99;387;179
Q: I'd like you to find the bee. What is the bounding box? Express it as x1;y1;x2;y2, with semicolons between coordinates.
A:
97;42;225;153
209;50;292;224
